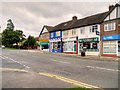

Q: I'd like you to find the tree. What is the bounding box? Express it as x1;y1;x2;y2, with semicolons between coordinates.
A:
23;35;36;47
2;19;26;47
6;19;14;31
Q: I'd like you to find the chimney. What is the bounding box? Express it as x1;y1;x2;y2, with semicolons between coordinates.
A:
109;5;114;11
72;15;77;20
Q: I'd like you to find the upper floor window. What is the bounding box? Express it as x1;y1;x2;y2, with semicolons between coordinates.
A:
80;27;85;34
90;25;98;33
51;32;54;38
72;29;76;35
63;31;68;36
56;31;60;36
104;22;116;31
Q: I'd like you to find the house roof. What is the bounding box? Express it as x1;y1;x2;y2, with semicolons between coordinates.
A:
51;11;109;31
39;25;53;36
42;3;119;32
71;11;109;29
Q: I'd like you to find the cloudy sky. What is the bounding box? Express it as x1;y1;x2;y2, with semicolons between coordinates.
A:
1;1;119;37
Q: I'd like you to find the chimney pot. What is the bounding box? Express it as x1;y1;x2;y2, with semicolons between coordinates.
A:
109;5;114;11
72;15;77;20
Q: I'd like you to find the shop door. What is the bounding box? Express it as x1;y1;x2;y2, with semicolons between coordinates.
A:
79;43;83;52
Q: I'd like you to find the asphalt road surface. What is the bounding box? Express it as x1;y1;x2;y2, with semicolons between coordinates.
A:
0;49;119;89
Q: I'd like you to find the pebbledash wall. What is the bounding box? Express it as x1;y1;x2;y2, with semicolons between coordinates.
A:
62;28;79;54
100;4;120;57
78;25;100;56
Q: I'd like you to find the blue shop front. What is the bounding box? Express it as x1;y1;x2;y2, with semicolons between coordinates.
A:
49;30;62;53
102;34;120;57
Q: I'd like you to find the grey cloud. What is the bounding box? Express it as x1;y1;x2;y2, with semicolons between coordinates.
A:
2;2;115;37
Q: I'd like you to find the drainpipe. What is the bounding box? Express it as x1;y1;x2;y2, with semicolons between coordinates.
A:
76;36;78;54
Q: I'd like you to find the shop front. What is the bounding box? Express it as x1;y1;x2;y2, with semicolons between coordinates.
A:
78;37;100;55
102;34;120;57
39;38;49;51
62;37;78;54
49;38;62;53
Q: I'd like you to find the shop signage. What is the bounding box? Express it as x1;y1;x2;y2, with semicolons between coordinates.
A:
62;37;76;41
40;42;49;45
39;38;49;42
50;38;61;42
102;34;120;41
79;37;99;42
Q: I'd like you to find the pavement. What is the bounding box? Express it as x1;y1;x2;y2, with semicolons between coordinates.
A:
1;49;119;89
27;49;119;62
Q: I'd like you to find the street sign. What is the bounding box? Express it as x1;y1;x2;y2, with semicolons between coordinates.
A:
96;31;100;35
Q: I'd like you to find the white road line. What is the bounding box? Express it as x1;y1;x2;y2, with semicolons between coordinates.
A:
59;61;71;64
3;56;8;59
25;66;30;68
87;66;119;72
51;59;71;64
0;56;5;60
2;55;30;69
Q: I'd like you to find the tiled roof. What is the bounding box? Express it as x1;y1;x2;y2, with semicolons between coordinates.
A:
43;3;119;32
39;25;53;36
51;11;109;31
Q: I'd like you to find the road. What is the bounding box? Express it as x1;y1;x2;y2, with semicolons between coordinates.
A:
0;49;119;89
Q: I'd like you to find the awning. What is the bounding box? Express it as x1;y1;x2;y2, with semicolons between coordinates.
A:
40;42;49;45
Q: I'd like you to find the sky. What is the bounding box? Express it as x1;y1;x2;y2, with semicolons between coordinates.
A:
1;0;119;37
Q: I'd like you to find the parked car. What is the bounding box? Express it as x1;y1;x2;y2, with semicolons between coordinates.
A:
2;45;5;49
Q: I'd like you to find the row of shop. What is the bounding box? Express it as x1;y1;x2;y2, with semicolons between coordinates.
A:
39;3;120;57
43;36;120;57
49;36;100;55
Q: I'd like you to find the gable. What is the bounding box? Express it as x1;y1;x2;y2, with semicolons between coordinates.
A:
104;6;120;21
118;6;120;18
42;27;48;34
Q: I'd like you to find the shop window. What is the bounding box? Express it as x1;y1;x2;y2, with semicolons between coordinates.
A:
82;42;99;52
63;41;76;52
103;41;116;54
57;42;61;49
83;43;90;49
92;43;97;49
52;42;61;51
118;41;120;56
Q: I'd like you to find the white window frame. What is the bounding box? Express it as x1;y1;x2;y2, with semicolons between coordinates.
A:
104;22;116;31
56;31;60;36
72;29;76;35
51;33;54;38
89;25;98;33
63;31;68;36
80;27;85;34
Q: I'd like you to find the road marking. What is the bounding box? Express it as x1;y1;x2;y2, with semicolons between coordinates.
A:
0;68;28;73
39;72;99;88
0;56;5;60
3;56;8;59
87;66;119;72
2;55;30;69
51;59;71;64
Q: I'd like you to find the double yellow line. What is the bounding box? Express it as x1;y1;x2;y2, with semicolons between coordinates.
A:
0;68;100;89
39;72;99;88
